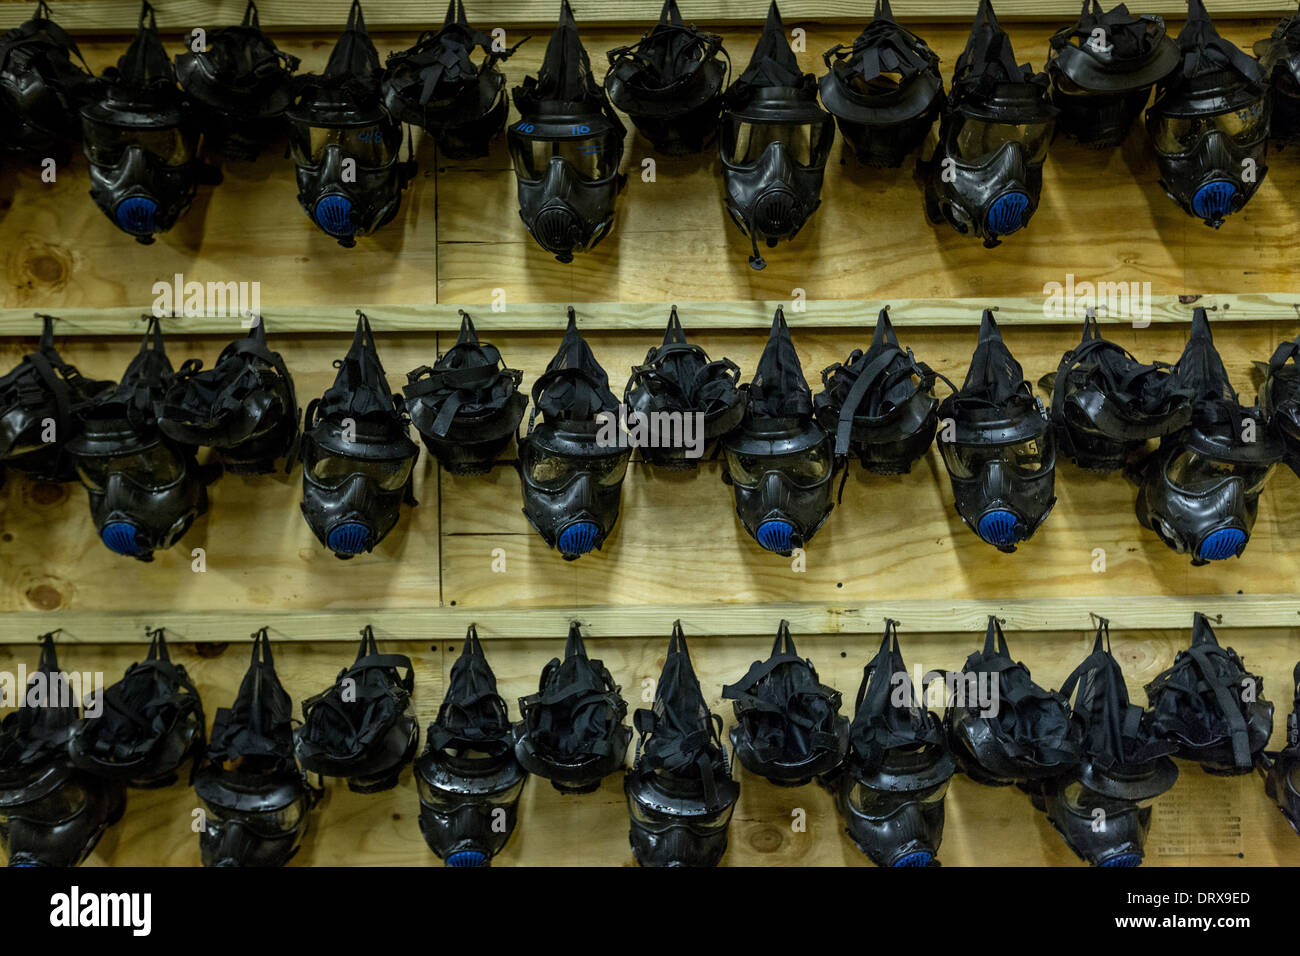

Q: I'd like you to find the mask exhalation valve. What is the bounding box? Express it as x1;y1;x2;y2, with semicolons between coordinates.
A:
558;520;599;556
1191;180;1236;221
115;197;158;236
986;191;1029;236
755;518;794;553
1198;527;1245;561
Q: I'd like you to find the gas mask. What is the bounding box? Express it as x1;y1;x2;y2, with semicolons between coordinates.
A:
286;0;415;247
1040;310;1192;473
514;623;631;793
174;0;299;160
723;308;834;555
1258;330;1300;478
404;310;526;475
1260;662;1300;834
937;310;1056;552
0;0;100;159
814;307;942;478
723;620;848;786
821;621;955;867
819;0;944;168
80;1;221;244
623;306;744;470
295;625;418;793
605;0;728;155
721;1;833;270
509;0;626;262
946;616;1081;786
1133;308;1281;563
67;627;205;789
0;633;126;868
1040;619;1178;867
0;314;114;483
157;318;300;475
1255;3;1300;144
517;308;630;559
1047;1;1178;148
194;629;319;868
1145;612;1273;775
383;0;524;159
922;0;1056;247
67;317;218;561
415;626;527;867
626;622;739;867
300;313;420;559
1146;0;1269;228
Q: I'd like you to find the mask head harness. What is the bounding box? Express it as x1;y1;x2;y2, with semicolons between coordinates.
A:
0;632;127;868
509;0;627;263
722;619;849;786
294;625;418;793
68;626;206;788
819;0;944;168
721;1;833;270
1260;661;1300;833
1043;619;1178;867
923;0;1056;247
0;313;114;483
517;307;629;559
383;0;525;159
823;621;955;867
1047;1;1178;148
946;616;1081;786
286;0;415;247
1145;612;1273;775
624;305;744;470
300;312;419;560
605;0;729;155
0;0;100;158
1146;0;1269;228
1258;328;1300;478
156;318;301;475
174;0;300;159
1133;308;1281;564
415;626;527;867
1042;308;1193;473
67;316;218;562
514;623;631;793
404;310;526;475
722;308;834;556
80;1;221;244
937;309;1056;552
1254;2;1300;144
625;622;739;867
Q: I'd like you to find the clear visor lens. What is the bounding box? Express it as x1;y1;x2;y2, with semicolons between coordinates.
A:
953;119;1052;164
307;448;415;491
288;122;395;167
75;444;186;491
1165;449;1274;494
83;118;194;167
847;780;948;817
1063;781;1156;812
725;446;830;487
628;796;734;831
939;436;1051;480
203;795;305;837
723;117;834;167
1150;99;1269;154
0;783;87;825
523;443;628;489
416;775;523;809
508;129;623;181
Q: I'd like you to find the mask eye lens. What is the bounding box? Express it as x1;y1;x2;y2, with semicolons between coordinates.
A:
725;447;829;487
953;119;1052;164
593;452;629;486
290;123;393;167
1166;450;1274;494
309;452;414;490
7;782;88;824
848;780;947;818
83;119;193;167
508;129;622;181
726;119;830;167
76;446;185;490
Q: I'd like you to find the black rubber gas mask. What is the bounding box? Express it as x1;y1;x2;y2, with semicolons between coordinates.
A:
815;307;942;478
1041;310;1192;472
415;626;527;867
1260;662;1300;834
922;0;1056;247
1255;4;1300;144
67;318;218;561
624;306;744;470
174;0;299;159
301;313;419;559
938;310;1055;552
1133;308;1282;563
1146;0;1269;228
194;629;319;868
721;1;832;270
821;621;955;867
509;0;626;263
1047;1;1178;148
723;620;848;786
723;308;834;555
514;623;631;793
517;308;630;559
626;622;739;867
286;0;414;247
1259;330;1300;478
67;627;205;788
404;311;526;475
605;0;728;155
0;314;114;483
383;0;524;158
157;319;300;475
0;634;126;868
819;0;943;167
